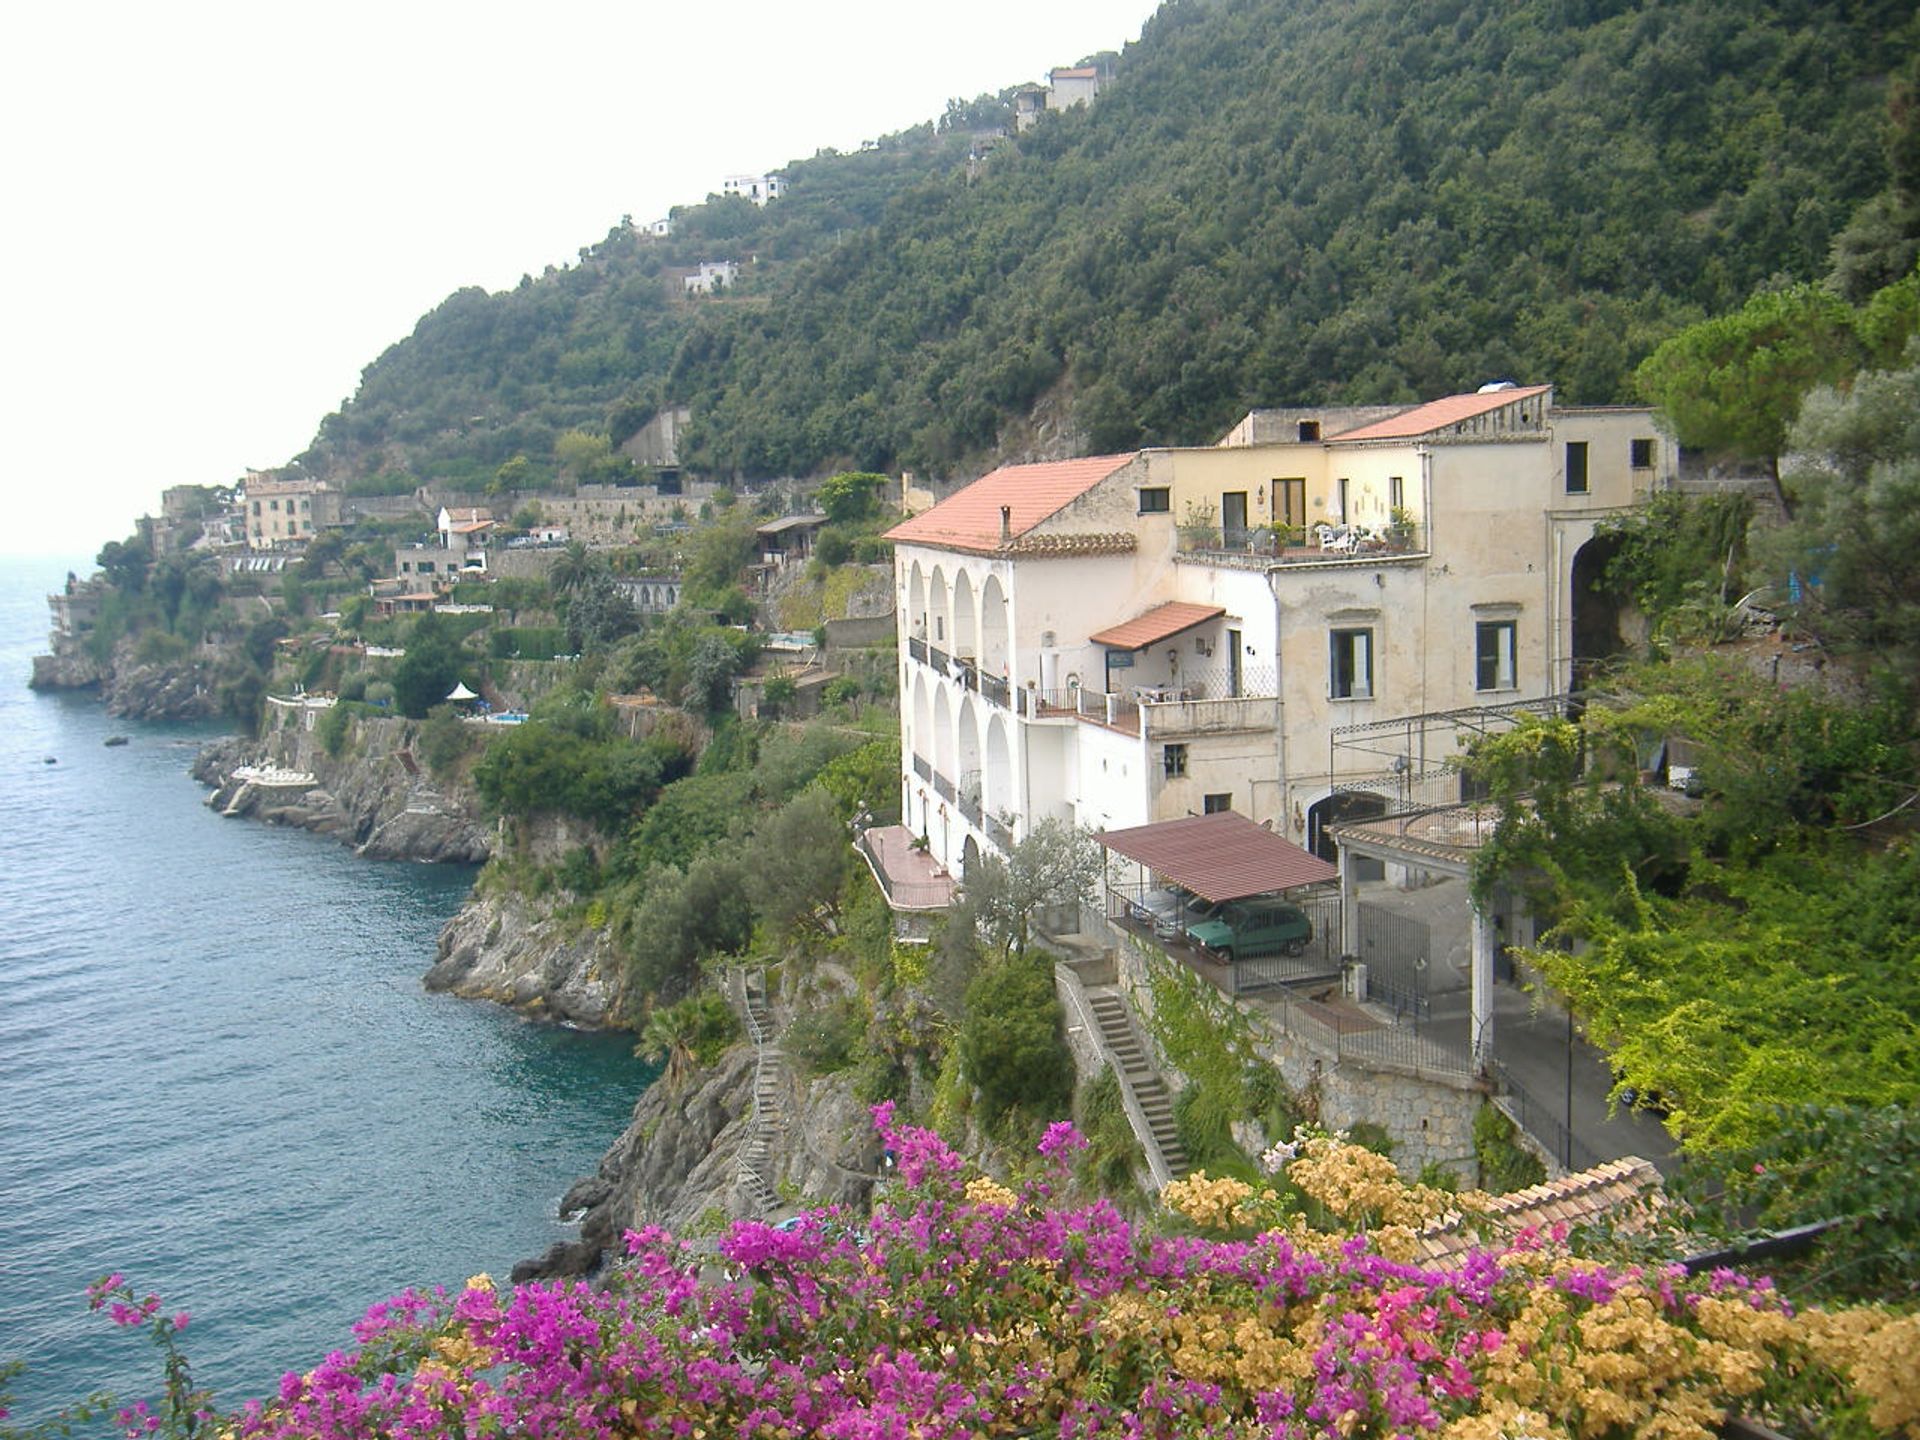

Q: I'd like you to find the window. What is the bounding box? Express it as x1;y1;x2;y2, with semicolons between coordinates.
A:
1297;420;1320;441
1475;620;1517;691
270;498;280;511
252;500;261;515
1137;487;1171;514
1273;478;1306;529
1630;437;1655;469
1565;441;1589;494
1389;475;1404;511
1336;477;1351;523
1162;744;1188;778
1330;628;1373;699
1203;792;1232;814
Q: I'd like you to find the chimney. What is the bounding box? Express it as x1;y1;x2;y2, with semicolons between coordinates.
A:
999;505;1012;543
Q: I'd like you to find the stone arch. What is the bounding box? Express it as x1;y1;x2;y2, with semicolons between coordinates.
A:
980;571;1010;676
933;686;956;788
986;714;1014;831
1308;790;1388;881
912;672;933;771
928;564;952;649
952;569;979;661
1570;531;1631;691
907;561;928;641
957;694;984;808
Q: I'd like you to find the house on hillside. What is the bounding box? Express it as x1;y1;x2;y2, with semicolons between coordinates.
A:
1047;65;1104;110
1013;84;1048;132
885;384;1674;878
437;506;494;572
720;173;784;205
684;261;740;295
243;476;340;548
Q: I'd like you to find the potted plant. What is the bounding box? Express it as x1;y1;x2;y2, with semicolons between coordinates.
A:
1386;505;1417;548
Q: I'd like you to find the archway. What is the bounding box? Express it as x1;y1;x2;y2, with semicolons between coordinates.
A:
1570;532;1630;692
1308;790;1388;881
980;573;1010;677
952;570;979;662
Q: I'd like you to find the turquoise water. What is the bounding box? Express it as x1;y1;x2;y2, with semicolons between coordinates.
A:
0;558;651;1421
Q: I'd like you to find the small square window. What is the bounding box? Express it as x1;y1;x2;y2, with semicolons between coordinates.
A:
1630;437;1655;469
1203;792;1232;814
1330;628;1373;700
1163;744;1188;778
1475;620;1517;691
1137;487;1171;514
1565;441;1589;494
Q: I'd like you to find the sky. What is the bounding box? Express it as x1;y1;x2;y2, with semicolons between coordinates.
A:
0;0;1157;560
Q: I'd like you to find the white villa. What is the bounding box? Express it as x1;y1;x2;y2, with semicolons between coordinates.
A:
886;384;1674;879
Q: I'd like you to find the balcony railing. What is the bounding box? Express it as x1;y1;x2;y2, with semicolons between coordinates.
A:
1177;522;1424;564
979;672;1010;709
912;754;932;781
908;635;928;664
933;770;956;803
986;813;1014;852
959;792;983;826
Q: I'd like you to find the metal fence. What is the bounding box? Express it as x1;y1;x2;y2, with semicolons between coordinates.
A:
1488;1059;1601;1173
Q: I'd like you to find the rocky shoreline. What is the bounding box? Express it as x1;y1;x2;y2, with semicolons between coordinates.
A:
47;655;871;1280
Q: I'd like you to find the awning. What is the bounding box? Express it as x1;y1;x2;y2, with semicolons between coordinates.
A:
1088;601;1224;651
1097;811;1337;902
445;682;479;701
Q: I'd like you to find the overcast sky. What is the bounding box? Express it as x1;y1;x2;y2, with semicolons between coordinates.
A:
0;0;1155;559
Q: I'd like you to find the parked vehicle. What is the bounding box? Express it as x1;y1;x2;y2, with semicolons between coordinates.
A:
1186;898;1313;962
1132;886;1225;939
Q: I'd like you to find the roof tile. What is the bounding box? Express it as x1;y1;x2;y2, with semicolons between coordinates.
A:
885;454;1137;554
1331;385;1553;442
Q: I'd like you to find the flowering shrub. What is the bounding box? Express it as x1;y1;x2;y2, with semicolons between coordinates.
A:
46;1115;1920;1440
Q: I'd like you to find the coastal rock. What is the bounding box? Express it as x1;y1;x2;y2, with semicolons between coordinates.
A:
195;713;491;865
29;652;105;691
102;658;223;722
425;889;620;1027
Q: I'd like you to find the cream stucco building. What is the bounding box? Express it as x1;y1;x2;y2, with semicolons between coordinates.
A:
886;384;1674;879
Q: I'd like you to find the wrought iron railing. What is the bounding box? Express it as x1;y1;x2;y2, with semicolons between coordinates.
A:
933;771;956;803
908;635;928;664
979;672;1010;709
1177;522;1425;561
912;754;931;781
1489;1059;1602;1173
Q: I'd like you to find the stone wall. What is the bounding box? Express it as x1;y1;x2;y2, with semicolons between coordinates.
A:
1113;929;1482;1178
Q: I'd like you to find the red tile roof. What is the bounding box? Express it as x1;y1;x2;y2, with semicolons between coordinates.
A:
1414;1156;1665;1265
1097;811;1338;902
885;454;1137;554
1330;385;1553;442
1052;66;1100;79
1089;601;1224;651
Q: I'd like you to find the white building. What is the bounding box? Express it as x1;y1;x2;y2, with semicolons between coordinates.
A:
242;476;338;548
1047;65;1104;110
720;173;785;205
886;385;1674;878
684;260;740;294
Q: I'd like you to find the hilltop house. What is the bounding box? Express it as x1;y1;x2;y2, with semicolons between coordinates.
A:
1047;65;1104;110
720;173;784;205
685;261;740;295
886;385;1673;878
243;476;339;548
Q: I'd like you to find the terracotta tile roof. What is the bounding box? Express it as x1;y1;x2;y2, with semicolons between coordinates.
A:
1413;1156;1665;1266
1096;811;1338;902
1330;385;1553;442
1052;66;1100;79
1089;601;1225;651
884;454;1137;554
1005;532;1137;557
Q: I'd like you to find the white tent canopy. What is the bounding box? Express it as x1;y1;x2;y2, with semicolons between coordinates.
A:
445;682;479;701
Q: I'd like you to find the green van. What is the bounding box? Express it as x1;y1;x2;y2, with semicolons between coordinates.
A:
1185;898;1313;962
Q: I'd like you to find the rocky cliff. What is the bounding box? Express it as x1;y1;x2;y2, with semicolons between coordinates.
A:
193;710;491;864
424;887;623;1027
519;1043;882;1281
29;644;223;722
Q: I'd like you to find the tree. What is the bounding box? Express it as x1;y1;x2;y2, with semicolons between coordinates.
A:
1765;345;1920;698
563;570;638;654
958;953;1073;1132
390;615;463;719
966;820;1104;957
1633;285;1861;514
549;541;604;595
816;471;887;525
747;788;848;936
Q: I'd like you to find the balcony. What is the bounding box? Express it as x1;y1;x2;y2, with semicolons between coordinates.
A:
908;635;928;665
1177;521;1425;567
1024;682;1278;739
912;753;932;782
979;672;1010;709
933;770;957;803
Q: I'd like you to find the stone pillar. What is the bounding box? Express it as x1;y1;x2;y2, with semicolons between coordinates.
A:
1339;844;1360;958
1470;904;1496;1074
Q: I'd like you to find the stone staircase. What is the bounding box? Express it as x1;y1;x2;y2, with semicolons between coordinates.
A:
733;969;783;1215
1086;989;1189;1179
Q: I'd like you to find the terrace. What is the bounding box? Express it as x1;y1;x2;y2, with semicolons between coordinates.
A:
1175;520;1426;567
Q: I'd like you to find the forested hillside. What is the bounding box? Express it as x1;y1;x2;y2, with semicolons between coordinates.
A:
299;0;1920;488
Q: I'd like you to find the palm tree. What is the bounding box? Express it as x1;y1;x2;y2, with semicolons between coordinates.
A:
549;541;602;595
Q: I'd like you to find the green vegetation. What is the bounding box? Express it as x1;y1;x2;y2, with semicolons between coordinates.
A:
283;1;1919;491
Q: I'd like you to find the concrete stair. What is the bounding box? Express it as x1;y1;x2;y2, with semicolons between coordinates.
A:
1086;990;1189;1179
733;970;784;1215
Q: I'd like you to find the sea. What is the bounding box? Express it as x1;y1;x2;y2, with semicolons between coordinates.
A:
0;555;654;1422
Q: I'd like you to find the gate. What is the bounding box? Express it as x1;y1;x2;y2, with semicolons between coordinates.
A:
1352;902;1433;1020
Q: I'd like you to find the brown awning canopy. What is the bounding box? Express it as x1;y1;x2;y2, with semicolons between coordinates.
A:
1097;811;1338;902
1088;601;1225;651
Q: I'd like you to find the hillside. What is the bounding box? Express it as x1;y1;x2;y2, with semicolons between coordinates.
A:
298;0;1920;489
